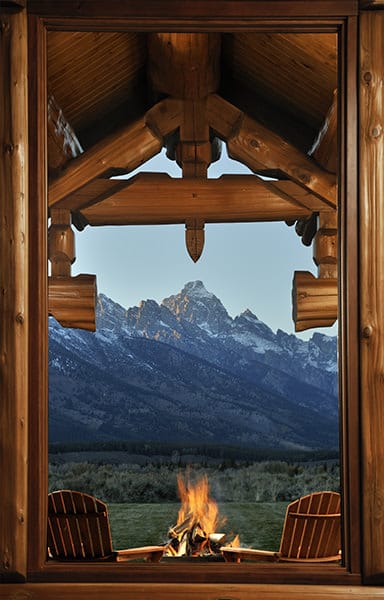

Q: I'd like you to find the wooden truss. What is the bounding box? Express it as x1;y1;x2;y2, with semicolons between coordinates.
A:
48;33;338;332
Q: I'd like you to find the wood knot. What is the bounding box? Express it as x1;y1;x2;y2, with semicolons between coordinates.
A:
250;139;260;149
0;20;10;33
4;143;14;155
299;173;311;185
363;71;372;84
15;312;24;324
362;325;373;339
371;125;382;139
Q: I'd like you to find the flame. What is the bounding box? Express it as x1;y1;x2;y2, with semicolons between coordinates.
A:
175;472;223;535
230;534;241;548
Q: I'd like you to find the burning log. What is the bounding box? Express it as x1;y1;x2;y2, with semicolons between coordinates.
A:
165;472;238;557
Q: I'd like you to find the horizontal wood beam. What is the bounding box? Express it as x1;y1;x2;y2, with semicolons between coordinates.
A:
207;94;337;209
79;173;314;226
292;271;337;332
49;98;182;208
1;582;384;600
48;275;97;331
26;1;359;18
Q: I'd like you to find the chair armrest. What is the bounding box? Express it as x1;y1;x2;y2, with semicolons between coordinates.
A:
221;546;279;563
115;546;164;562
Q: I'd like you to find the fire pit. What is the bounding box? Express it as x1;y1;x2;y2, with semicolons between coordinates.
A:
164;472;239;558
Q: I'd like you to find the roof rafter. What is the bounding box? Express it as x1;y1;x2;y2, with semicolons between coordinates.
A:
48;98;182;208
207;94;337;209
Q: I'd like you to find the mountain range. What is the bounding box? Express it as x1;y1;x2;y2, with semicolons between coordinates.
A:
48;280;339;450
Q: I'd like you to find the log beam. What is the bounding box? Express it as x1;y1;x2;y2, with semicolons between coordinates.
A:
292;271;337;332
147;33;220;100
47;93;82;176
48;98;182;208
0;8;28;580
48;275;97;332
79;173;315;226
310;89;338;175
207;94;337;209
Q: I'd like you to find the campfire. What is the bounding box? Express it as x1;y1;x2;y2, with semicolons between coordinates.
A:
165;472;239;557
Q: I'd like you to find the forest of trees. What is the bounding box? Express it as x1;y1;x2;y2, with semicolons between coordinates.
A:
48;459;340;504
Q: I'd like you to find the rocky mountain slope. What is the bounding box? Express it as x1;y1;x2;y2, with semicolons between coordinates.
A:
49;281;339;450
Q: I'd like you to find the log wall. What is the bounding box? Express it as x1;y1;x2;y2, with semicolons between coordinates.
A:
1;1;384;598
359;10;384;584
0;8;28;581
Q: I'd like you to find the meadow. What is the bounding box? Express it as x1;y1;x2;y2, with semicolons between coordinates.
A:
108;501;287;551
48;451;339;552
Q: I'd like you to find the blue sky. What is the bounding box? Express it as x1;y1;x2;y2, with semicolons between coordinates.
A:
73;149;338;340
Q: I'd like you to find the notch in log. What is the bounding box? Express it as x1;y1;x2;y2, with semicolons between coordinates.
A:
185;219;205;262
292;271;337;332
48;274;97;332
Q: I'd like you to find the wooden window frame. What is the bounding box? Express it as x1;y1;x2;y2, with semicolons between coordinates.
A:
20;0;370;594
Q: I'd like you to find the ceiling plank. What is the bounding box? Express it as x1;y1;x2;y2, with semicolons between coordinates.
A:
207;94;337;209
49;98;182;208
79;172;313;226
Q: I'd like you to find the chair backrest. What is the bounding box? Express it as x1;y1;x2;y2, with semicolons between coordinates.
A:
48;490;114;560
279;491;341;561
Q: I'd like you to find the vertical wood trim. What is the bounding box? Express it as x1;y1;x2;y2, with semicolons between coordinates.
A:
338;16;361;575
27;14;48;573
0;9;28;581
359;11;384;584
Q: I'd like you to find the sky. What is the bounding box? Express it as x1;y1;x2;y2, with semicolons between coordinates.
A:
73;148;338;341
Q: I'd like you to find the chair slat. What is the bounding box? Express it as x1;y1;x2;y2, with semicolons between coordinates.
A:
48;490;113;559
280;491;340;560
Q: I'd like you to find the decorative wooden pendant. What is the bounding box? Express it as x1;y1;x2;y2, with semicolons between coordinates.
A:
185;219;205;263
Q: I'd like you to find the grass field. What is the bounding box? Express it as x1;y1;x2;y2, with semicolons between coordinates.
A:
108;501;286;551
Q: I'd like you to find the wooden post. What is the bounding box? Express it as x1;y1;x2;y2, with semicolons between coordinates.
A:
313;212;338;279
48;208;75;277
0;8;28;581
359;10;384;584
48;209;97;330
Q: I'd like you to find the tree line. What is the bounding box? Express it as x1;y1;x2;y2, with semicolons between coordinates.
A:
49;440;339;465
48;460;340;504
